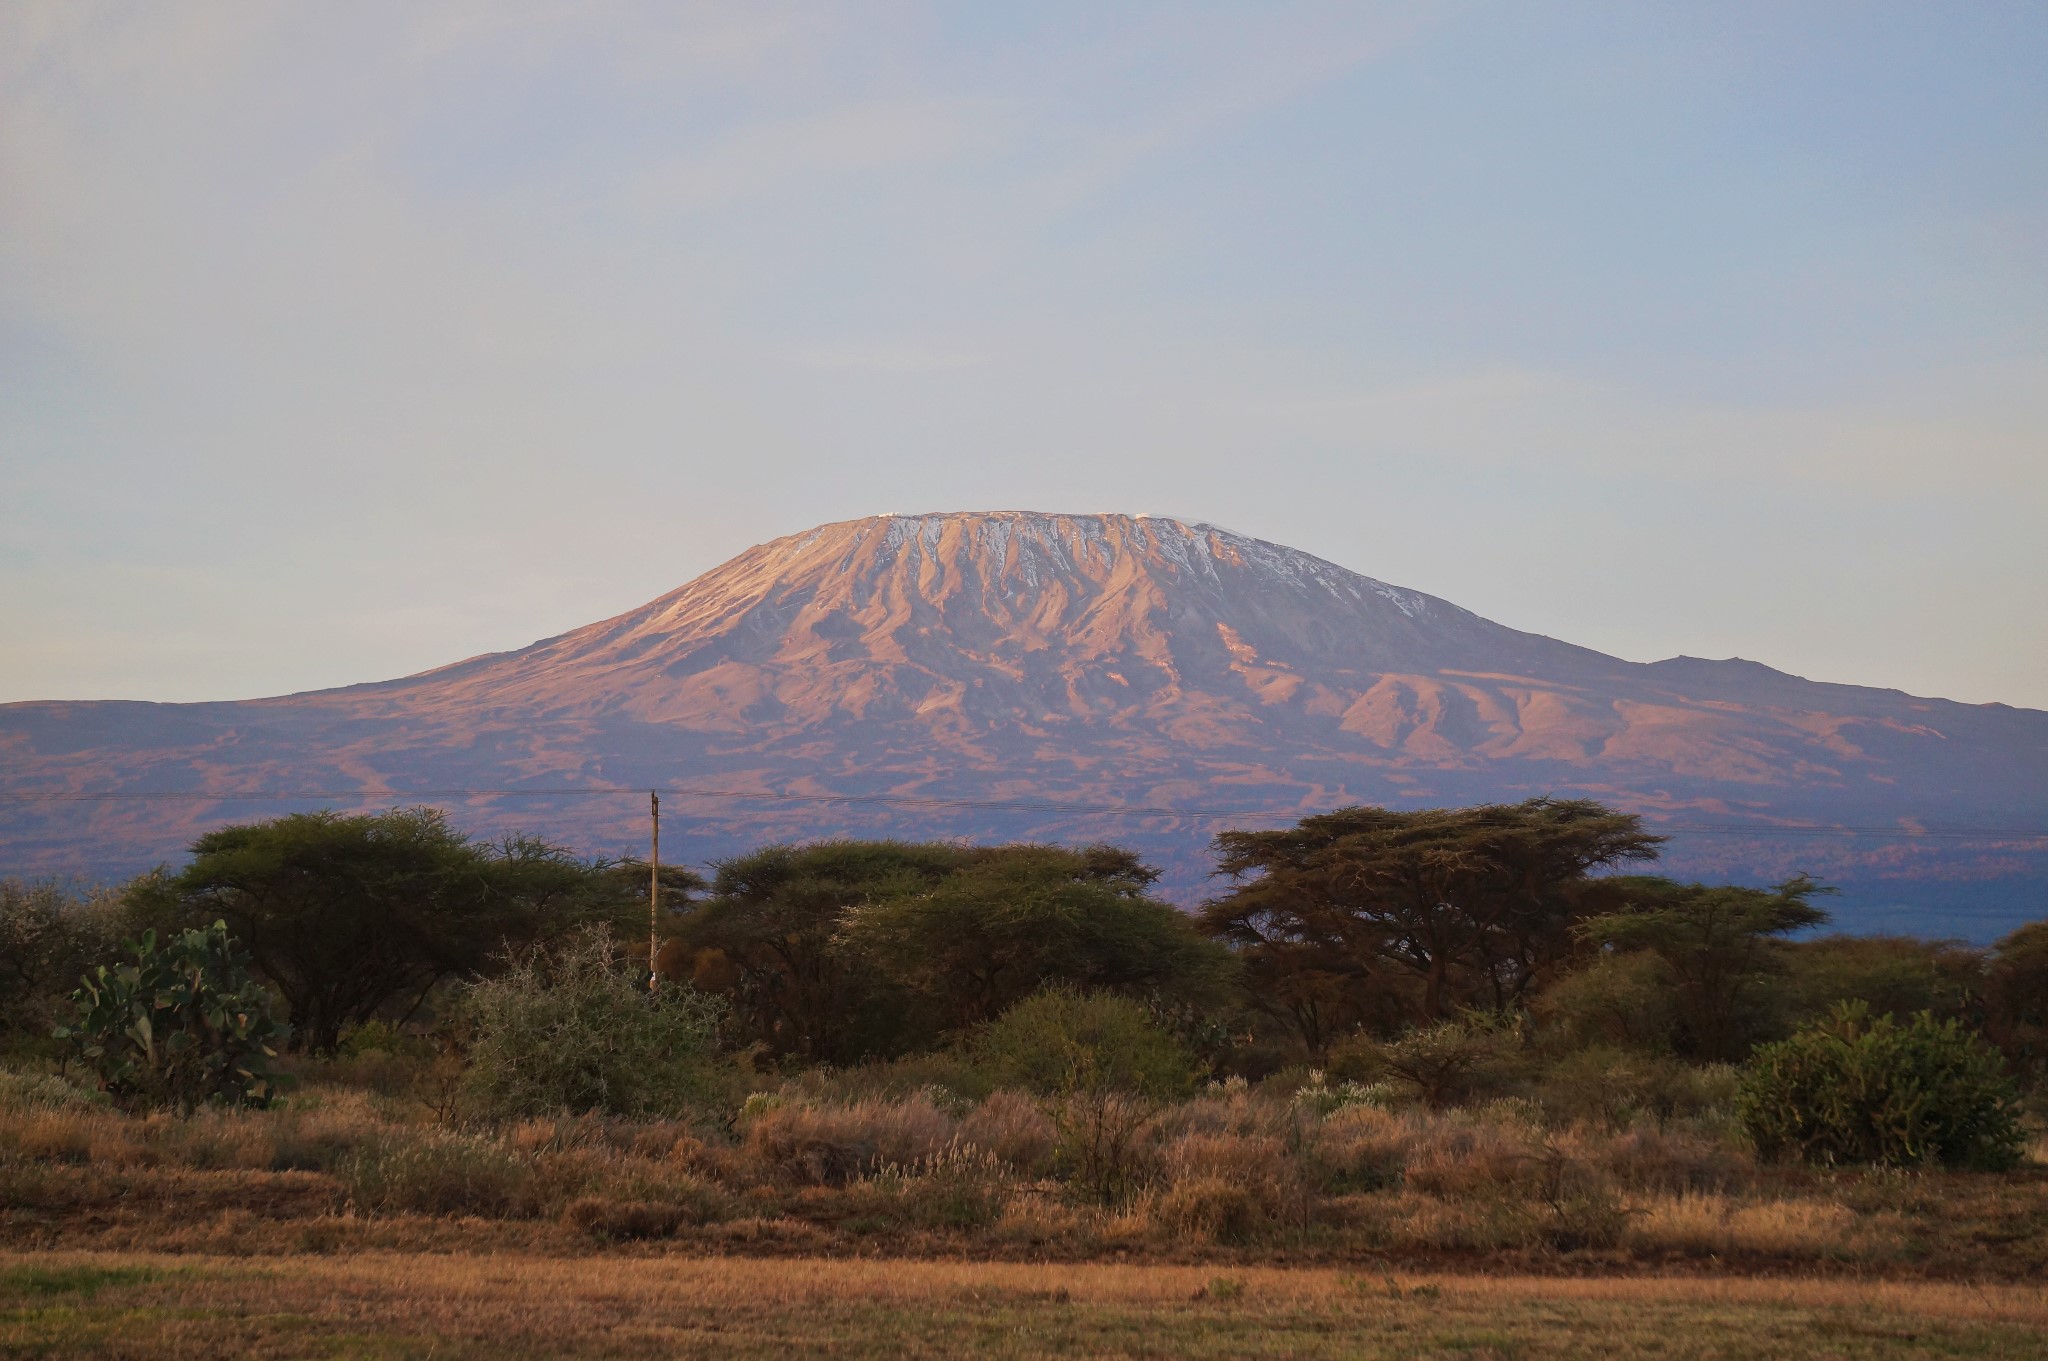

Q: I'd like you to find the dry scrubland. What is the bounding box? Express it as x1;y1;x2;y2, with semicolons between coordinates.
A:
7;817;2046;1358
4;1070;2045;1277
4;1253;2047;1359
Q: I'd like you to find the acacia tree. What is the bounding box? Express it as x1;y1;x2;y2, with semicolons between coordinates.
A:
672;840;966;1063
0;879;125;1041
128;808;637;1052
1985;919;2048;1084
1575;874;1831;1062
837;844;1235;1030
1200;799;1662;1054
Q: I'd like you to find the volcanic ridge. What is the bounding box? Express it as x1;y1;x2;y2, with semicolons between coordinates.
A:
4;512;2044;933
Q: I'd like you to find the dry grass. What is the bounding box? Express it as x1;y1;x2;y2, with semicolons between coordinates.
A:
1;1250;2044;1359
958;1090;1056;1175
744;1093;957;1184
1625;1191;1862;1257
5;1077;2047;1277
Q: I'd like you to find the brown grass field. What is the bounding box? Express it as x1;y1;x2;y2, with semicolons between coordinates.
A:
3;1250;2046;1359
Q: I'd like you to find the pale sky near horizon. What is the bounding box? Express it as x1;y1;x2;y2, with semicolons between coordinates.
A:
4;3;2045;709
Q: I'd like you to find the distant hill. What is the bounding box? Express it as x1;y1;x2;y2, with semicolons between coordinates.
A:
4;511;2043;937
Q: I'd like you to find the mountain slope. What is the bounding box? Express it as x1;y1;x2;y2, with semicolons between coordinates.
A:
4;512;2045;934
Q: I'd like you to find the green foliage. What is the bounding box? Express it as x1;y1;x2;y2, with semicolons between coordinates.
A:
680;840;1232;1063
0;879;125;1047
677;840;966;1063
1534;1046;1738;1128
129;808;641;1052
970;987;1196;1100
1202;799;1662;1051
457;928;725;1119
1532;951;1679;1054
1737;1002;2025;1170
1330;1012;1527;1108
1577;875;1832;1061
55;920;289;1112
837;844;1236;1029
1778;935;1984;1031
1985;919;2048;1085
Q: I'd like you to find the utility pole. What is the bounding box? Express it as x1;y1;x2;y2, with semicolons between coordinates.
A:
648;790;661;992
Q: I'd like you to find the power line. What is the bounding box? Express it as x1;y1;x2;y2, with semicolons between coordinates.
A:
2;784;2046;841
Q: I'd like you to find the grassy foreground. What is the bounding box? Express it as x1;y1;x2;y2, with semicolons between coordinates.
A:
2;1252;2045;1360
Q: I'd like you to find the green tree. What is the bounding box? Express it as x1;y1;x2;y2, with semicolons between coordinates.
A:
1201;799;1662;1050
674;840;966;1063
837;844;1236;1029
1985;919;2048;1085
129;808;637;1052
1738;1002;2024;1170
56;920;289;1112
1577;875;1831;1062
0;879;125;1046
1779;934;1984;1031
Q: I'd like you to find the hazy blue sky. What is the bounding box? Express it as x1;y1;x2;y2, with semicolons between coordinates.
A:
5;2;2045;708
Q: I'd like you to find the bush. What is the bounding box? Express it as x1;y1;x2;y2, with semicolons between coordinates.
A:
1532;951;1679;1054
1738;1002;2026;1170
1153;1176;1261;1244
0;880;125;1046
1158;1131;1297;1237
1536;1047;1738;1128
56;921;289;1112
1330;1013;1526;1108
970;989;1195;1099
743;1093;957;1185
1052;1089;1157;1205
458;929;726;1120
1314;1104;1416;1192
564;1181;725;1239
958;1090;1056;1175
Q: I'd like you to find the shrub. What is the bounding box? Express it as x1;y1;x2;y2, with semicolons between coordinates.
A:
1314;1103;1416;1192
564;1179;725;1239
1052;1090;1157;1205
1330;1013;1526;1108
1153;1176;1261;1244
1536;1047;1738;1128
1565;1124;1749;1194
458;929;725;1120
894;1143;1013;1229
56;921;289;1112
1402;1115;1535;1198
1738;1002;2025;1169
1158;1130;1298;1236
744;1093;957;1185
0;880;125;1046
1533;950;1680;1054
958;1090;1056;1176
970;989;1194;1099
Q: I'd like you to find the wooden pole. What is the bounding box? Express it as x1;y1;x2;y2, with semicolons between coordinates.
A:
649;790;660;991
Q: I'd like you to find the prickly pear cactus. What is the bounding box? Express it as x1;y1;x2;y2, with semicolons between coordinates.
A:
56;920;289;1111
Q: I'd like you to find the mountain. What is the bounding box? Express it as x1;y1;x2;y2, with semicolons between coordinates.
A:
5;511;2045;936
